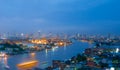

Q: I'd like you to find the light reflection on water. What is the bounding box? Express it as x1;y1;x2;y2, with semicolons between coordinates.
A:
0;41;93;70
0;55;10;70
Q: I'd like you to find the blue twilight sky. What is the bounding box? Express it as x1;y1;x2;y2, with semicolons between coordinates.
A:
0;0;120;34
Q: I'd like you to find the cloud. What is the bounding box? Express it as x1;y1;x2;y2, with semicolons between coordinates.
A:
0;17;45;24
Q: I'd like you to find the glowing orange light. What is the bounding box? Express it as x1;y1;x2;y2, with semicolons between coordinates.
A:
17;60;38;69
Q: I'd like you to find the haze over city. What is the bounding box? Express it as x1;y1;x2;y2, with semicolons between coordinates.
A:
0;0;120;34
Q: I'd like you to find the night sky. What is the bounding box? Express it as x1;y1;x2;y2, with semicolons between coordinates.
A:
0;0;120;34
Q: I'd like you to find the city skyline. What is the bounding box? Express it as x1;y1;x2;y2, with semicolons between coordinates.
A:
0;0;120;34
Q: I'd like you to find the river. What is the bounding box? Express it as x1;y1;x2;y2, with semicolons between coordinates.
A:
0;41;93;70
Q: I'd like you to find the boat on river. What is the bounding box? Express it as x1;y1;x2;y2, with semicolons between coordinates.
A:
17;60;38;69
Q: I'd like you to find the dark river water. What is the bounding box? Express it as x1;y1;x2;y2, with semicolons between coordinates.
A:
0;41;93;70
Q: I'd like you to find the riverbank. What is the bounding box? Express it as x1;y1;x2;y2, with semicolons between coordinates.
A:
44;41;120;70
0;40;72;56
